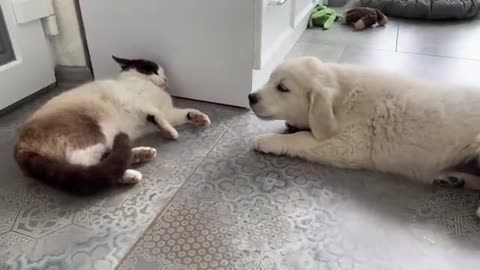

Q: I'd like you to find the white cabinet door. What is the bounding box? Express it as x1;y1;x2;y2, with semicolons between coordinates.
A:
80;0;256;108
254;0;293;69
253;0;315;70
252;0;314;90
294;0;316;26
0;0;55;110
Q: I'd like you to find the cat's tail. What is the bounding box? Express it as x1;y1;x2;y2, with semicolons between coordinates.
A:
14;133;132;195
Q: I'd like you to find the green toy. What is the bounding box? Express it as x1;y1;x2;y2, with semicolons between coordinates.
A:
308;5;342;30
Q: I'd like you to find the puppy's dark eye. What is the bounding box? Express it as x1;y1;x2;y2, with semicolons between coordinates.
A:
277;84;290;93
153;70;159;75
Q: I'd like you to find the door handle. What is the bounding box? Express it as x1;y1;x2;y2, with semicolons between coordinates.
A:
269;0;287;6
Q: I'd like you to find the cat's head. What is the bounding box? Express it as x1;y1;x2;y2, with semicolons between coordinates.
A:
112;55;168;88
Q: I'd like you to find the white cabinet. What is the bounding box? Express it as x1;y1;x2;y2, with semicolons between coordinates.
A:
296;0;318;24
80;0;316;108
252;0;316;91
254;0;293;69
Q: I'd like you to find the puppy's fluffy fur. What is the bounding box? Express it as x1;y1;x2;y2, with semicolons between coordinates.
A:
250;57;480;200
14;56;210;195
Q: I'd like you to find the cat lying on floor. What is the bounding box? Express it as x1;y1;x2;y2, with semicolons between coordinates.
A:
14;56;210;195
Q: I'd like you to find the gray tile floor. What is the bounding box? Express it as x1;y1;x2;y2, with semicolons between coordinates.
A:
2;16;480;270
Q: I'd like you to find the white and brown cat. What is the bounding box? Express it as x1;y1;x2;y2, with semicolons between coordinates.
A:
14;56;210;195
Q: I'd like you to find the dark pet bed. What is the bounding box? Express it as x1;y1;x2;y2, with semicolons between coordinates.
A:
349;0;480;19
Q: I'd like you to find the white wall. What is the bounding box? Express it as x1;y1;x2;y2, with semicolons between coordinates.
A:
49;0;87;66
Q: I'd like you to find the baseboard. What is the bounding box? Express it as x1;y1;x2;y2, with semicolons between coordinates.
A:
55;65;93;86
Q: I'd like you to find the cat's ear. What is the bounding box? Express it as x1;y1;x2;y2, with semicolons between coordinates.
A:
112;55;131;70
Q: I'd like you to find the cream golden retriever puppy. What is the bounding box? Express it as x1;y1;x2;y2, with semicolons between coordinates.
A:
249;57;480;214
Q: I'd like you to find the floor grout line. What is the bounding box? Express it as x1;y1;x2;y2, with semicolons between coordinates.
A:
395;23;400;52
395;50;480;62
341;43;480;63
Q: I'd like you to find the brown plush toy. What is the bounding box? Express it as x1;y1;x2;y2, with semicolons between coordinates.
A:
344;7;388;31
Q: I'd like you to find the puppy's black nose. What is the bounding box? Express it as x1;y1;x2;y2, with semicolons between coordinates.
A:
248;93;258;104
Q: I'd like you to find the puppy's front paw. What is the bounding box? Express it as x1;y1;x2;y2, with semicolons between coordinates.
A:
188;111;211;127
254;134;286;155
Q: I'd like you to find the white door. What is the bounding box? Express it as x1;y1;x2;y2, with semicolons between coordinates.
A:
80;0;256;108
0;0;55;110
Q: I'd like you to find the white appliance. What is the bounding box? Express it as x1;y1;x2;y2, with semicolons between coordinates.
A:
0;0;55;110
80;0;316;108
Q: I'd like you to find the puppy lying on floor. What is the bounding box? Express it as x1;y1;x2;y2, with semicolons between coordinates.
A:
249;57;480;215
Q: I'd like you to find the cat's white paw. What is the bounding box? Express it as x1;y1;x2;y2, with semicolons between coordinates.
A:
161;126;179;140
118;169;142;184
131;147;157;164
188;111;211;127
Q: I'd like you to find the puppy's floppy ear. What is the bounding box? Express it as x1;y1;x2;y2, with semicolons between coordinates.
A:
112;55;131;70
308;86;338;141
